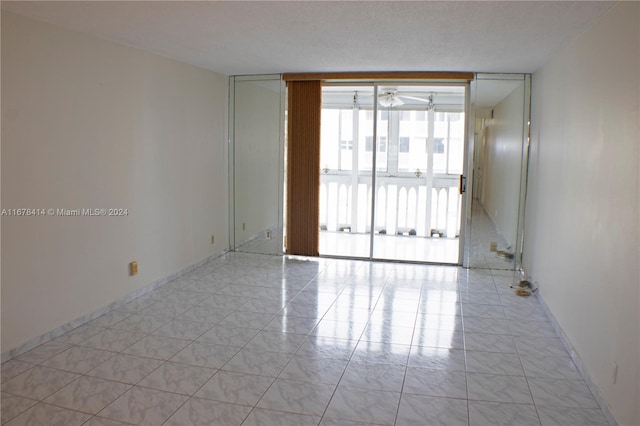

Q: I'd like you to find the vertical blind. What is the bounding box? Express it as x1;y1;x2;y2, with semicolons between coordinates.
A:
285;80;322;256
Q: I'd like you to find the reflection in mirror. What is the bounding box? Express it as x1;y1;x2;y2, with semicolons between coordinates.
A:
229;75;285;255
469;75;531;270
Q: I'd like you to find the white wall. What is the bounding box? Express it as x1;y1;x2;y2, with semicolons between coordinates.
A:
1;12;229;352
524;3;639;425
481;82;524;249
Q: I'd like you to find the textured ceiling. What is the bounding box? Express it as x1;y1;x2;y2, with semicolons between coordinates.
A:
2;1;612;76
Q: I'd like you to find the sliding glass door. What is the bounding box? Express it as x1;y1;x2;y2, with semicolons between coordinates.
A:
319;86;375;258
319;83;467;264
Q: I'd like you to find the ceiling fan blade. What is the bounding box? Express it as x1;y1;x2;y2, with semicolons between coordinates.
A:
400;95;432;103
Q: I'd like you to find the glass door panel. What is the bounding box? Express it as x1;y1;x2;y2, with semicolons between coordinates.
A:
319;86;374;258
320;83;467;264
372;85;465;263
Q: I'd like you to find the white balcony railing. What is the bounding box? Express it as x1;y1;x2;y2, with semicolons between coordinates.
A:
320;172;461;239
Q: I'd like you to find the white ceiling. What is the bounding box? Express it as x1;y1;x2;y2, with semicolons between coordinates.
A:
2;1;613;77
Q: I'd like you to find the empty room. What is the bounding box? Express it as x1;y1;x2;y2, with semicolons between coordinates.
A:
1;2;638;426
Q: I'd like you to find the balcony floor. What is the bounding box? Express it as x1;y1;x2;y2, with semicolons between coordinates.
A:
319;231;459;263
237;201;515;269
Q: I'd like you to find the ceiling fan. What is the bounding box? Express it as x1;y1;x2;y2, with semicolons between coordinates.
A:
378;91;434;109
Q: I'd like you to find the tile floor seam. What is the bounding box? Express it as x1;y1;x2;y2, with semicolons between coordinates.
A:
392;286;421;426
520;365;544;425
8;401;96;425
40;376;132;417
316;339;357;424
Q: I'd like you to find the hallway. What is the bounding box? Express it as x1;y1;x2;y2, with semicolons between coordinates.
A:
1;252;607;425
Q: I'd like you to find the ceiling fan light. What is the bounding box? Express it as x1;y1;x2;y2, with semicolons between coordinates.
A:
379;94;403;108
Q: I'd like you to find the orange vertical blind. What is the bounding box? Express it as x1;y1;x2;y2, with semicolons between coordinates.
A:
286;80;322;256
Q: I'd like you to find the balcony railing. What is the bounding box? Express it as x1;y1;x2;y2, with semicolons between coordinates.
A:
320;172;461;239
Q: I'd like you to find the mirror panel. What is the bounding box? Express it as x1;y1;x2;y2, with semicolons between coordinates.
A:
468;74;531;270
229;75;285;254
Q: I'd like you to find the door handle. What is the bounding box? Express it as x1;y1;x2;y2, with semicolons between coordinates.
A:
459;175;467;194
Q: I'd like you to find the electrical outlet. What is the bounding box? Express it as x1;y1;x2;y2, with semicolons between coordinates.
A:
266;230;272;239
612;361;618;384
211;235;215;245
489;241;497;252
243;223;246;231
129;261;138;276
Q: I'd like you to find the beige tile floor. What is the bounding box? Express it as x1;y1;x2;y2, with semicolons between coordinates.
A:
1;253;608;425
